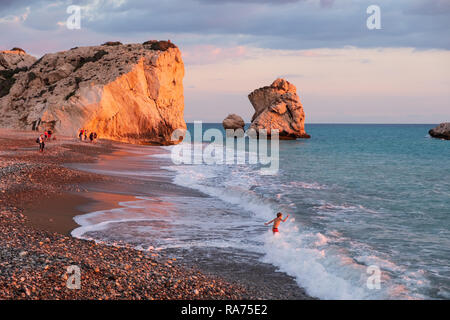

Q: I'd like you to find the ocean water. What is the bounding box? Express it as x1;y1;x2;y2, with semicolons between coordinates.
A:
72;124;450;300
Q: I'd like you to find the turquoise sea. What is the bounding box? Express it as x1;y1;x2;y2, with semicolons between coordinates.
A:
73;124;450;299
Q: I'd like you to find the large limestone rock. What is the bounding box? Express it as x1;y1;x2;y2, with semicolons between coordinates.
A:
248;78;310;139
429;123;450;140
222;114;245;130
0;41;186;145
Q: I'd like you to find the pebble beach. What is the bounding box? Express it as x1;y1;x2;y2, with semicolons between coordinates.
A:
0;129;254;300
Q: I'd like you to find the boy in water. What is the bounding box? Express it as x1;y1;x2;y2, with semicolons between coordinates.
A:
265;212;290;234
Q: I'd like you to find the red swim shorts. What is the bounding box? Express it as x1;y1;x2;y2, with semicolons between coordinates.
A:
273;228;279;233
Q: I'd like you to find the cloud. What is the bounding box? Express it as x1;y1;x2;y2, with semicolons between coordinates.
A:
0;7;29;24
81;0;450;50
1;0;450;52
0;0;34;12
405;0;450;15
319;0;334;8
182;45;248;64
197;0;303;3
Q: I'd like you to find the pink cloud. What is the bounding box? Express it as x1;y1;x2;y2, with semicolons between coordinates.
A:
182;45;248;65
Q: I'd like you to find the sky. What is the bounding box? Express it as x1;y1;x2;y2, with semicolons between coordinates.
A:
1;0;449;123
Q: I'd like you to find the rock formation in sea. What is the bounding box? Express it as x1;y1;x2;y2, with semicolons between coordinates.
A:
429;123;450;140
222;113;245;138
248;78;310;139
222;114;245;130
0;41;186;145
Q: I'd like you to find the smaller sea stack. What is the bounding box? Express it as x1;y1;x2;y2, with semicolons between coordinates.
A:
429;123;450;140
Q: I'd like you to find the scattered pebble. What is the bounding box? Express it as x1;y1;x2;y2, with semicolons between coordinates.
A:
0;131;252;300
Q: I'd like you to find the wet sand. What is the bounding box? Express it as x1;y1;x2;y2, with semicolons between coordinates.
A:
23;192;137;235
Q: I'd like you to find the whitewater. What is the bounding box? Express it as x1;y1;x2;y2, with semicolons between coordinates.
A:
72;124;450;299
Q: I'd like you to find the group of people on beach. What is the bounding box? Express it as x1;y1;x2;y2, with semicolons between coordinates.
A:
78;129;98;143
36;130;53;153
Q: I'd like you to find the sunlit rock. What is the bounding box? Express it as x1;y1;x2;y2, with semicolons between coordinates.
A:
0;41;186;145
248;78;310;139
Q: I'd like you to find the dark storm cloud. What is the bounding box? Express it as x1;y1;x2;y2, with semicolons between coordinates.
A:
1;0;450;50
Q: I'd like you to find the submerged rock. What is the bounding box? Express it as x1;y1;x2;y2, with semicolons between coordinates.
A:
248;78;310;139
429;123;450;140
0;41;186;145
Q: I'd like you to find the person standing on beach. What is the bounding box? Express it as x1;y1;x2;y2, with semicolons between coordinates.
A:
38;134;45;153
265;212;290;234
79;129;84;141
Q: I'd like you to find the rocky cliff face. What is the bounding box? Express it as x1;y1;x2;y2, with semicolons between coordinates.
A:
0;48;37;98
0;48;36;70
248;79;310;139
0;41;186;145
429;123;450;140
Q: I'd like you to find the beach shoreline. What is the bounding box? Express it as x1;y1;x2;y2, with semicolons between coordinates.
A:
0;130;250;299
0;129;312;300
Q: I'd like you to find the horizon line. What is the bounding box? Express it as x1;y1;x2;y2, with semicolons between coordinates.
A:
185;122;443;125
